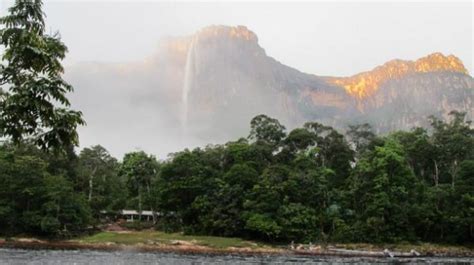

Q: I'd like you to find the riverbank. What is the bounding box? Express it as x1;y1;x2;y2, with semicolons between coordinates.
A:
1;231;473;258
0;231;283;257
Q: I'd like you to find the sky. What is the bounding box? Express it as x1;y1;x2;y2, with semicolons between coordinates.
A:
1;1;472;76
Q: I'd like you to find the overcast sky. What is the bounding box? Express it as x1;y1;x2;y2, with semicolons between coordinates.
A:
1;1;472;76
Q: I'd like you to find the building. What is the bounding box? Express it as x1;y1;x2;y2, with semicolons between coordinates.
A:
119;210;154;222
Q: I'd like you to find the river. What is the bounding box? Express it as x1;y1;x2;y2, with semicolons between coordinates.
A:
0;248;472;264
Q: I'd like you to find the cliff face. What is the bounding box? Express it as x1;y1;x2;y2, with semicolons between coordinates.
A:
175;25;354;139
323;51;472;132
171;26;472;136
357;72;473;132
66;25;473;146
330;53;468;101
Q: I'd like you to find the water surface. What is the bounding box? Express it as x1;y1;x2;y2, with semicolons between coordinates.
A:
0;248;472;264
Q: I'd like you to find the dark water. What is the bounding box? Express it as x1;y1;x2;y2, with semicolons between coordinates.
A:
0;248;472;265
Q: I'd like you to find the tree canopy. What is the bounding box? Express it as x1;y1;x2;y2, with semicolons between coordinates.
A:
0;0;84;151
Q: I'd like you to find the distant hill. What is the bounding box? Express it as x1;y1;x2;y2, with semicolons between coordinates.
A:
66;25;473;150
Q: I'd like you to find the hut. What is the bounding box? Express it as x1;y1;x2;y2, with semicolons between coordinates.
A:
119;210;154;222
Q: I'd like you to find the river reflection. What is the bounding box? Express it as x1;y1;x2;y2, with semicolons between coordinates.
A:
0;248;472;265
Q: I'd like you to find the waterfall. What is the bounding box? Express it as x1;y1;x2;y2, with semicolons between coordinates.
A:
182;36;197;135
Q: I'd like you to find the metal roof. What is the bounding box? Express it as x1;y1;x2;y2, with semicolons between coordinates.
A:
120;210;154;216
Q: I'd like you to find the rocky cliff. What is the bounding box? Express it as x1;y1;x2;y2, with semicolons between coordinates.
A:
66;25;473;146
176;26;354;139
168;25;472;136
329;53;468;100
326;52;471;132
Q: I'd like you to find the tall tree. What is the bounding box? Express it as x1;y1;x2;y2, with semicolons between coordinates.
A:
430;111;474;187
348;138;418;242
392;128;437;184
346;123;377;157
304;122;354;187
120;151;159;221
0;144;91;237
455;160;474;242
0;0;84;151
77;145;124;217
248;114;286;146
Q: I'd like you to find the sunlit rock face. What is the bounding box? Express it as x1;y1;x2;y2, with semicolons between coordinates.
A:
330;53;468;100
354;72;473;132
177;25;353;140
327;52;472;132
66;25;473;153
173;26;472;137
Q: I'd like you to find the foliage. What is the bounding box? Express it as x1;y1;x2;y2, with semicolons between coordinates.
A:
0;144;90;237
0;112;472;243
77;145;126;217
0;0;84;152
149;112;473;244
120;151;159;221
248;114;286;146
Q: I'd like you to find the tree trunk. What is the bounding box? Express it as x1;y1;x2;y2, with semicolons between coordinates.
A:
450;160;458;189
433;160;439;186
88;167;97;202
146;183;157;224
138;185;142;221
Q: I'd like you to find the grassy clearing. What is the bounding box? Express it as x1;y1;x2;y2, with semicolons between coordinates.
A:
78;231;271;249
76;231;472;254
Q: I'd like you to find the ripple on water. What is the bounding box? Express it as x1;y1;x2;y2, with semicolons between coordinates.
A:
0;248;473;265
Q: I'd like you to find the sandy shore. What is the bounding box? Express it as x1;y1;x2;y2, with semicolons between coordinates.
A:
1;238;473;258
0;239;287;256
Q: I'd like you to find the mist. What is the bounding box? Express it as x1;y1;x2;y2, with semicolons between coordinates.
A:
1;1;472;159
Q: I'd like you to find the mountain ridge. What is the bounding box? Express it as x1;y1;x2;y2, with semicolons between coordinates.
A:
155;25;470;104
329;52;468;99
65;25;473;149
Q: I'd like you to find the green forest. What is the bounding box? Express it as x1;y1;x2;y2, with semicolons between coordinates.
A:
0;0;473;246
0;112;473;244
